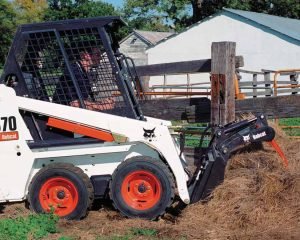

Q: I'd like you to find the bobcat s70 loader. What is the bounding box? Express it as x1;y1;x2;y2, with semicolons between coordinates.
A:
0;17;285;220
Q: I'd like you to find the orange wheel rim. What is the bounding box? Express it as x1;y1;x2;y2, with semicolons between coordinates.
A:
121;170;161;210
39;177;79;217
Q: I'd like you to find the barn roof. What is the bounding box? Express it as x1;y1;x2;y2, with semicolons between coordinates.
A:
224;8;300;42
120;30;174;46
134;30;174;45
147;8;300;50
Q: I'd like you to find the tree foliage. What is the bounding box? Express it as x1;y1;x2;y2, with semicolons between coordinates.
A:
123;0;191;31
197;0;300;20
44;0;118;21
268;0;300;19
0;0;17;66
13;0;48;24
123;0;300;32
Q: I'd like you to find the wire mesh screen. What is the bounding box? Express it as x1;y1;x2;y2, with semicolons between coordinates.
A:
18;27;129;117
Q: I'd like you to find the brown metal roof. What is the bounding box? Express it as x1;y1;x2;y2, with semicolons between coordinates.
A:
133;30;174;45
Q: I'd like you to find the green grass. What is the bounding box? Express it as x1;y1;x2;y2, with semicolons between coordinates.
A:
185;137;210;147
172;121;211;147
184;125;211;147
131;227;158;237
279;117;300;126
58;237;75;240
279;117;300;136
0;213;59;240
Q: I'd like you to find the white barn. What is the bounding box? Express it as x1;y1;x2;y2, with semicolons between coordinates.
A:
146;8;300;88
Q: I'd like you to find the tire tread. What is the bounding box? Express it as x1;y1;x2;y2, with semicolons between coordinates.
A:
28;163;94;219
109;156;175;220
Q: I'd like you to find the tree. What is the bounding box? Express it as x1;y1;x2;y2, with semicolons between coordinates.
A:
123;0;300;32
198;0;300;20
13;0;48;24
44;0;118;21
268;0;300;19
0;0;17;66
123;0;192;31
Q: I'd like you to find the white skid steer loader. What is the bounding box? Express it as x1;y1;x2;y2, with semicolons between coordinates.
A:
0;17;287;220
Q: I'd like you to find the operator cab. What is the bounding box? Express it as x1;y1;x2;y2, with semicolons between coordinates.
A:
0;17;144;143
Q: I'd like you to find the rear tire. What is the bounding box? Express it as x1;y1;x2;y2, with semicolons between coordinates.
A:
110;156;175;219
28;163;94;220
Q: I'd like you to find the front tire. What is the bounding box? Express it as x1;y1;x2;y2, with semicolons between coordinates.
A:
28;163;94;220
110;156;175;219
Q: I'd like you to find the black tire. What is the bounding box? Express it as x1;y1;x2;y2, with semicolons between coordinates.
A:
110;156;175;220
28;163;94;220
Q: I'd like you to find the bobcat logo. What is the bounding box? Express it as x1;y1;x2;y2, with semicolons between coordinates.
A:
143;128;156;141
243;134;250;143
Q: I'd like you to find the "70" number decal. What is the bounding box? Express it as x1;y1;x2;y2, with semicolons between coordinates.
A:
0;117;17;132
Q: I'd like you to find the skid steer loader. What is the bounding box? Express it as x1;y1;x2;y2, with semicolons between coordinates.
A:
0;17;286;220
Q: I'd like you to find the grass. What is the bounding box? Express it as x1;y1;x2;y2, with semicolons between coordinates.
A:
58;237;75;240
279;117;300;126
172;121;211;147
131;227;158;236
0;213;59;240
279;117;300;136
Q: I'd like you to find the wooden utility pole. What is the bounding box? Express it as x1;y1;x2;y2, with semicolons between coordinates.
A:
211;42;236;126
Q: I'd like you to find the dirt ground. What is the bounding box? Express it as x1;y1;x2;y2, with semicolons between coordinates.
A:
1;127;299;240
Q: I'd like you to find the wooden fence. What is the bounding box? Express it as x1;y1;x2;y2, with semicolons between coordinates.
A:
136;42;241;126
236;69;300;98
135;42;300;123
138;67;300;99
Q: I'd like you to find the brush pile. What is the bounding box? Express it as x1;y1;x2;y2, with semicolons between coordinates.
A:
179;125;300;239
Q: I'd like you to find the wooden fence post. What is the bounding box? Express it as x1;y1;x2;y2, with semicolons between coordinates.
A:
264;71;271;97
211;42;236;127
291;73;298;95
253;73;258;98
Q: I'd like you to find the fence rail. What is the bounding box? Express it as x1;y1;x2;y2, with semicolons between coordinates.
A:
148;69;300;98
237;68;300;98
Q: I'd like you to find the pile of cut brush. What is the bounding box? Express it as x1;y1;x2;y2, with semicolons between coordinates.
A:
178;125;300;239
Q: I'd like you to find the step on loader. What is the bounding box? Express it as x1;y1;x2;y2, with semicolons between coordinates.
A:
0;17;287;220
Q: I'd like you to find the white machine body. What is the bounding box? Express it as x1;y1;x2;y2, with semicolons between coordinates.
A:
0;85;190;203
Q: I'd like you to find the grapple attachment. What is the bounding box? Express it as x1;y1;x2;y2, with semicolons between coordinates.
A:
189;115;288;203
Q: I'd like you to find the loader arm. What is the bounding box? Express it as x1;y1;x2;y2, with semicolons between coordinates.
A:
189;115;286;203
